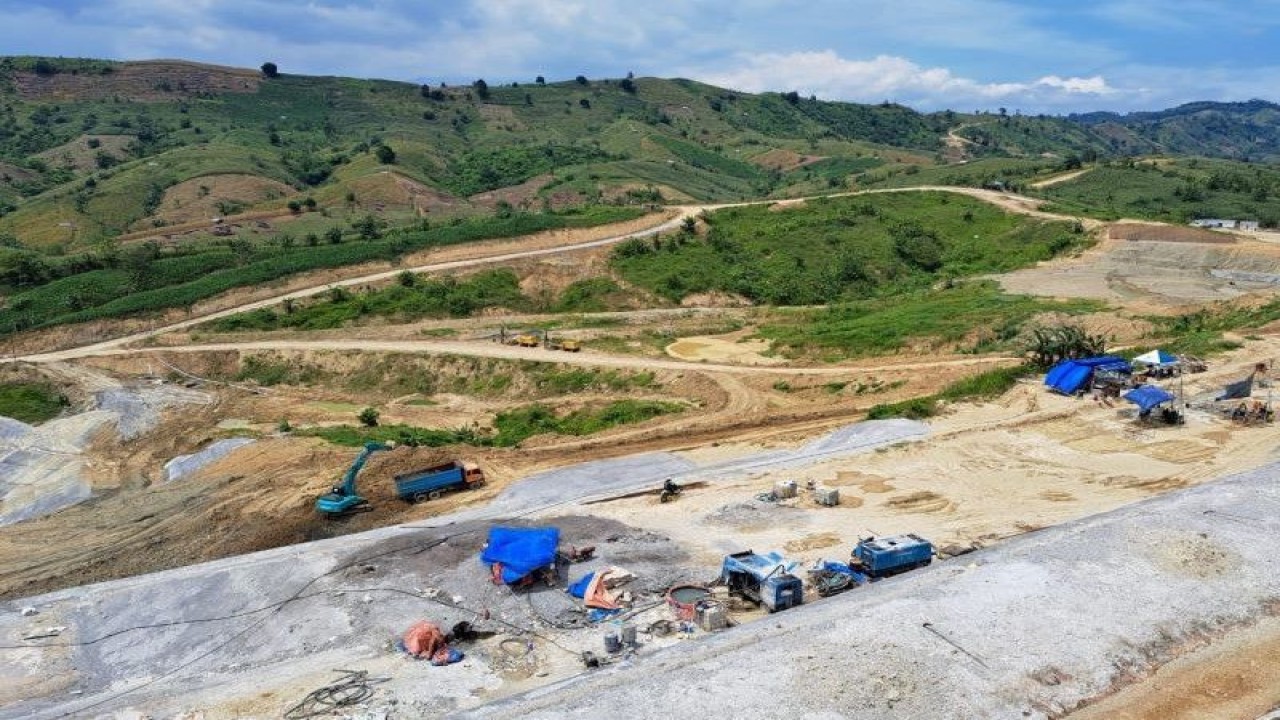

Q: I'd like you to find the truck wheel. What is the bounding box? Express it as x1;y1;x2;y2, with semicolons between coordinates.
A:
473;479;487;488
412;492;429;503
428;490;443;501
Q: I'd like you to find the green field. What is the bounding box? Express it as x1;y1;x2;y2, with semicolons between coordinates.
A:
612;192;1089;306
758;282;1102;359
300;399;683;448
1035;159;1280;223
0;381;67;423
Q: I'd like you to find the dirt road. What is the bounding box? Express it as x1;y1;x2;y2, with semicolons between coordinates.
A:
26;338;1020;375
10;184;1109;367
1031;168;1093;188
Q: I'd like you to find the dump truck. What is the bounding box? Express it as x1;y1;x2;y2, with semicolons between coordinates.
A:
720;550;804;613
546;338;581;352
511;333;541;348
394;461;486;502
850;534;933;578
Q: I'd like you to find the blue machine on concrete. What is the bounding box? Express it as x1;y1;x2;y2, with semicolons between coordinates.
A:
721;550;804;612
851;534;934;578
394;461;486;503
316;441;393;516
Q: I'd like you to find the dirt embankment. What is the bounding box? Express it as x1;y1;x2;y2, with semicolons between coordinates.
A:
13;61;261;102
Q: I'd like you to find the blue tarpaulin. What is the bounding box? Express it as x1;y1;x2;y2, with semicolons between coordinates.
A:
1133;349;1178;366
481;526;560;585
1123;385;1176;412
567;571;595;599
1045;356;1131;395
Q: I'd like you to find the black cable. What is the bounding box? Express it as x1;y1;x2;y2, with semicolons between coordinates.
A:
33;532;456;717
6;483;604;715
283;669;385;720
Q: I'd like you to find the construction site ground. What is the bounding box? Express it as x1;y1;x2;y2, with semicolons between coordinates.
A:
3;190;1280;718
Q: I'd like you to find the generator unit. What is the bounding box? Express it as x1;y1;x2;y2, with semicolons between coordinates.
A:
720;550;804;613
851;534;934;578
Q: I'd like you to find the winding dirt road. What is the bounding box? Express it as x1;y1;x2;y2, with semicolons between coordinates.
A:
12;184;1100;370
39;338;1018;375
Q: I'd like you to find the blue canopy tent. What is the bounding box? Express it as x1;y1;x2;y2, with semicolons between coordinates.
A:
1123;385;1175;413
1044;356;1132;395
1133;349;1178;366
481;526;560;585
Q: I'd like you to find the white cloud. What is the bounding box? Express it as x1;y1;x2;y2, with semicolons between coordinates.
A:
1033;75;1113;94
0;1;1269;113
697;51;1116;111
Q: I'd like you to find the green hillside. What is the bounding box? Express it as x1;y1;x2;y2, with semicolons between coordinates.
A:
0;57;958;251
1;56;1279;339
612;192;1088;306
3;58;1278;249
1034;158;1280;223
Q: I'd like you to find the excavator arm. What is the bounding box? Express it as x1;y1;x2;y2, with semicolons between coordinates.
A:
316;441;393;516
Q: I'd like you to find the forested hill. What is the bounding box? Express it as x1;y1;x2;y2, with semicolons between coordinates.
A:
1068;100;1280;161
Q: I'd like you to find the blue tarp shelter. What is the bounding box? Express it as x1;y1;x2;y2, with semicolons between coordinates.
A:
481;526;560;585
1044;356;1132;395
1123;385;1176;413
1133;349;1178;366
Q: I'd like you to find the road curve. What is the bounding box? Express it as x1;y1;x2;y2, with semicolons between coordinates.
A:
12;184;1098;366
20;337;1021;375
10;209;695;363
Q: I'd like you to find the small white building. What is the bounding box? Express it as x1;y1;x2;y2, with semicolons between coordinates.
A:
1191;218;1259;231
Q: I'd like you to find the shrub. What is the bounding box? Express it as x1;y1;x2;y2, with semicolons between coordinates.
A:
357;407;380;427
0;382;67;423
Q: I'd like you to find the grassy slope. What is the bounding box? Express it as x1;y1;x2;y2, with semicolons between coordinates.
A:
613;192;1089;305
1035;158;1280;223
3;58;1280;350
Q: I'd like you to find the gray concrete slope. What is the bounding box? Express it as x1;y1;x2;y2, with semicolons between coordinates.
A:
0;420;927;718
463;463;1280;720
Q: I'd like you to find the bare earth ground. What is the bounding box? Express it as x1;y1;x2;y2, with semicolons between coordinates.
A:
1067;614;1280;720
575;339;1280;570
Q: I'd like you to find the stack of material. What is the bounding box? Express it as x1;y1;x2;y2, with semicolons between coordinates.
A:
569;566;636;622
773;480;798;499
582;566;634;610
814;487;839;506
695;600;728;631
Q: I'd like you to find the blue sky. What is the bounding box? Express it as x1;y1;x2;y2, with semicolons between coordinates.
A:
2;0;1278;114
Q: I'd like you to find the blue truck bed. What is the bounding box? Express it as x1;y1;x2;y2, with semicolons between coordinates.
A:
394;461;484;502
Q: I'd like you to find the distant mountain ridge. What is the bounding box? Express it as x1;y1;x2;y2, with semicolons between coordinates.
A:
1067;99;1280;161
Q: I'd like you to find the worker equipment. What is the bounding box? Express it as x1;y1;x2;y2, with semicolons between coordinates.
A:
720;550;804;613
850;534;933;578
659;478;682;503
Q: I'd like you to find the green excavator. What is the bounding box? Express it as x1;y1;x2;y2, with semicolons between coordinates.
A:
315;441;393;517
